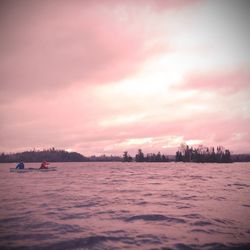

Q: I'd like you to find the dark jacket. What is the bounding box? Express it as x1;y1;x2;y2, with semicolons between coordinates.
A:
16;162;25;169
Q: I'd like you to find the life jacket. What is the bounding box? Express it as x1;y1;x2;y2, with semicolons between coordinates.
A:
16;162;24;169
40;161;49;169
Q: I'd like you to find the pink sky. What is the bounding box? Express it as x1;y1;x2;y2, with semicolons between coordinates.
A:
0;0;250;155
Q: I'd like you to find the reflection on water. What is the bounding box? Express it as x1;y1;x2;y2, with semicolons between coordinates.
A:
0;162;250;250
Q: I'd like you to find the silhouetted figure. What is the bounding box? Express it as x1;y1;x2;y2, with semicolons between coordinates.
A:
40;161;49;169
16;162;24;169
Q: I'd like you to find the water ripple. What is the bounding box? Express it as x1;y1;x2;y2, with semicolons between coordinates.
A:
125;214;186;223
1;162;250;250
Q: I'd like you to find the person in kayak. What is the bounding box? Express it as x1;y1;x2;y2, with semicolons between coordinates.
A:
40;161;49;169
16;162;25;169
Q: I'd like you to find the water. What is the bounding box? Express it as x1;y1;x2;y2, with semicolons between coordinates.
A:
0;162;250;250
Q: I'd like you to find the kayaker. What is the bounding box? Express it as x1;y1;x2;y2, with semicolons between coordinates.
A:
40;161;49;169
16;162;25;169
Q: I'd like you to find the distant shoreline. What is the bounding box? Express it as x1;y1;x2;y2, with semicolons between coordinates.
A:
1;148;250;163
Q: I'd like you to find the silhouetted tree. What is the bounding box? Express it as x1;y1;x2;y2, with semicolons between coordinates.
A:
0;149;88;162
135;149;145;162
175;144;232;163
122;151;133;162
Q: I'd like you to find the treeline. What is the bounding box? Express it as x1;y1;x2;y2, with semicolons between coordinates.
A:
88;155;122;162
231;154;250;162
0;148;122;163
0;148;88;163
123;149;170;162
1;146;249;163
123;145;240;163
175;144;232;163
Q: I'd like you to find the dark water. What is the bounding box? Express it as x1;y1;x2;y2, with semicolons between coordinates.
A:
0;162;250;250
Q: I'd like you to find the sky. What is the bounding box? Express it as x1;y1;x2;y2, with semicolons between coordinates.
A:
0;0;250;156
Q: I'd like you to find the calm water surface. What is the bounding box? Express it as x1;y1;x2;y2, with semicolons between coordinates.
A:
0;162;250;250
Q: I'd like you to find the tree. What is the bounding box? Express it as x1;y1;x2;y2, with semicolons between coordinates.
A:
135;149;144;162
122;151;132;162
175;144;232;163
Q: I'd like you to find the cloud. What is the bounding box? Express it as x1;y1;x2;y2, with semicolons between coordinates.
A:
176;69;250;94
74;114;250;155
0;0;198;103
85;0;198;10
1;87;250;154
0;3;142;100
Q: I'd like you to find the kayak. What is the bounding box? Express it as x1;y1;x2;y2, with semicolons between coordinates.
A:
10;167;57;173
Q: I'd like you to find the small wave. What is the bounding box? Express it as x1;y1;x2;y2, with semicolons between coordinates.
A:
25;221;84;234
190;228;210;234
117;189;138;193
192;220;212;226
59;212;90;220
111;179;127;183
27;235;134;250
135;201;147;205
232;183;250;188
125;214;186;223
0;216;26;225
73;199;108;208
172;242;250;250
103;230;126;234
242;204;250;207
214;196;226;201
95;210;115;215
176;205;192;209
189;175;208;181
213;218;234;225
136;234;163;245
180;195;199;201
183;213;203;219
39;203;49;208
0;232;54;241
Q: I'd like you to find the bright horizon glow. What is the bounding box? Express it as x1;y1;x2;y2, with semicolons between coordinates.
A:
0;0;249;156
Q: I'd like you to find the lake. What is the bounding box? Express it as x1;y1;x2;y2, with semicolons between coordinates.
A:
0;162;250;250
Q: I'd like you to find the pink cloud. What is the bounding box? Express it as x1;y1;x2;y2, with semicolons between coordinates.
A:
86;0;199;10
0;3;146;101
179;69;250;94
0;0;198;103
62;115;250;154
1;102;250;155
